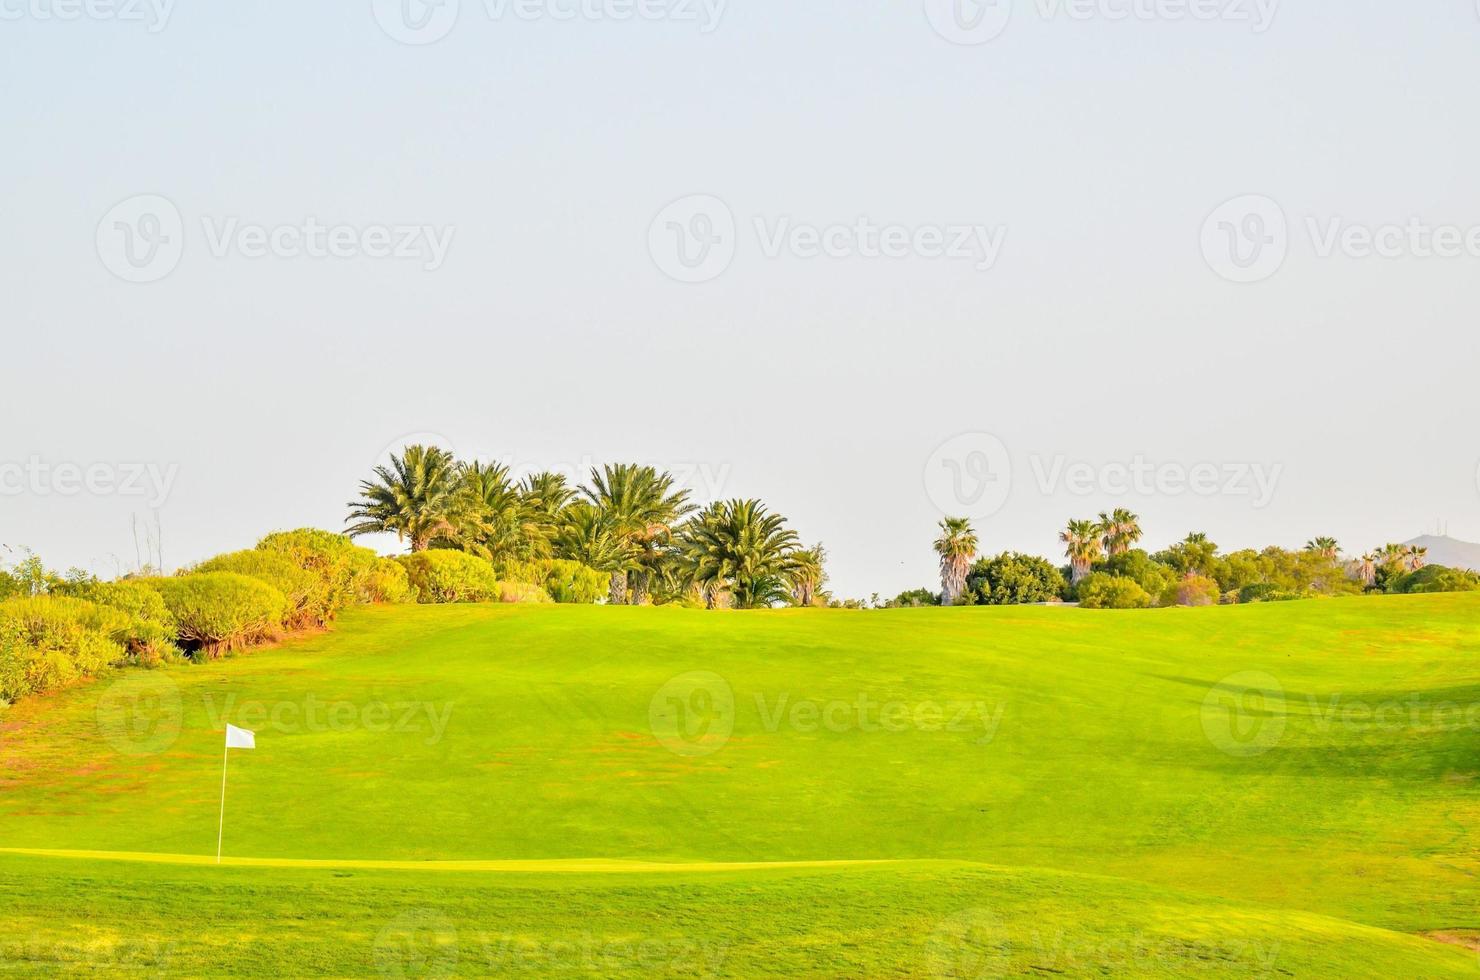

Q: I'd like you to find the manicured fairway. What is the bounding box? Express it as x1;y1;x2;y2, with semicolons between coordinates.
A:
1;597;1477;975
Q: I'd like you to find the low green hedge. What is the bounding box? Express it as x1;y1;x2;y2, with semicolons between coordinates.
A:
497;558;607;604
361;558;413;604
0;596;129;703
396;551;500;603
195;550;328;629
1077;573;1152;610
495;581;554;604
143;573;289;658
55;579;179;662
256;529;380;612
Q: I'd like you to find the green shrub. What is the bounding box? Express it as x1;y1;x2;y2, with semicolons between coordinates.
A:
395;552;500;603
361;558;414;604
56;579;179;662
196;550;327;629
144;573;288;658
1238;583;1302;604
1162;575;1222;608
495;581;555;604
256;529;380;613
888;588;940;608
0;596;129;702
1393;565;1480;594
1077;574;1152;610
499;559;607;604
1101;550;1178;601
968;553;1067;605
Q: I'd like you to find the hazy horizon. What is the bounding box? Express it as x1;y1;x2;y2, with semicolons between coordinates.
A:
5;1;1479;597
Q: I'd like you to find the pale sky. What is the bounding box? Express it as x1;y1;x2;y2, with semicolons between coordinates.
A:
3;1;1479;598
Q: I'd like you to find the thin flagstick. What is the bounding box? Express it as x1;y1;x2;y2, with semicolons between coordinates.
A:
216;740;229;865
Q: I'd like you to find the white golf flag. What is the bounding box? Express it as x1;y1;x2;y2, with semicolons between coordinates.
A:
225;724;255;750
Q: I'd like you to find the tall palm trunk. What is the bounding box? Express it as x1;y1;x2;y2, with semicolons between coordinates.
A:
940;557;968;605
630;570;651;605
608;570;628;605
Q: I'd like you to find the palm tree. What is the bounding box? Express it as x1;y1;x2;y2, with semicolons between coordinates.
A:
1059;518;1102;585
1305;537;1340;560
519;471;576;556
552;503;634;586
933;517;978;605
1405;545;1428;571
678;500;801;609
787;544;827;608
1378;543;1407;568
452;460;537;561
1356;552;1378;588
345;445;461;552
1097;508;1143;557
582;464;695;605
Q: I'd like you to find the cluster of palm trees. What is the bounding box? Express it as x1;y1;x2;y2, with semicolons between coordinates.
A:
1351;542;1427;587
932;510;1145;602
346;446;826;608
1057;509;1144;584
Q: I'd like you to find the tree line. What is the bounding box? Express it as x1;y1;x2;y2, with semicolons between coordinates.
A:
921;510;1478;609
346;446;827;609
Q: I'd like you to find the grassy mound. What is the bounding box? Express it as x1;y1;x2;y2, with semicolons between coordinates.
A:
1;596;1476;975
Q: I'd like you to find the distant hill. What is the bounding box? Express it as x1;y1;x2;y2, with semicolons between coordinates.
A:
1402;534;1480;571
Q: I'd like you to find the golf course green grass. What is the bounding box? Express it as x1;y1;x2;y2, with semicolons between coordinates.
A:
2;596;1477;976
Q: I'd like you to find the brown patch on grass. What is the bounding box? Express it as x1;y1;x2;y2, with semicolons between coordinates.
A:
1422;930;1480;952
